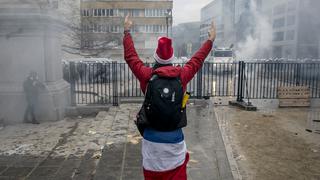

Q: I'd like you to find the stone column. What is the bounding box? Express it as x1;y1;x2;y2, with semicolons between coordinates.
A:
0;1;70;124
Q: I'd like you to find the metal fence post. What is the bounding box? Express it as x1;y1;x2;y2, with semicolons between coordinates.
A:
197;66;203;99
295;63;301;86
69;61;76;106
237;61;245;102
112;61;119;106
241;62;246;100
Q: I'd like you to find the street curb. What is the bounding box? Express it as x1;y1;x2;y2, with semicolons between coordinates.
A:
212;101;242;180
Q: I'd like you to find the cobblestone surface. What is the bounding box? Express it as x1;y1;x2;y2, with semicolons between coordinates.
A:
0;102;233;180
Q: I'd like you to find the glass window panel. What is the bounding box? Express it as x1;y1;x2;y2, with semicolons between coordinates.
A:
287;15;295;26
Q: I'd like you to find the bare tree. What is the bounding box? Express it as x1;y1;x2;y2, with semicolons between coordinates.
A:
58;0;121;58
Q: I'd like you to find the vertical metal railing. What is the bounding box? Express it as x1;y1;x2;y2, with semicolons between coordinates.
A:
241;62;320;100
64;61;320;106
69;61;76;106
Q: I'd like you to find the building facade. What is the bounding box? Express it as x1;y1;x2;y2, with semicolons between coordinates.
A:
201;0;320;59
268;0;320;59
200;0;266;57
200;0;235;47
80;0;173;61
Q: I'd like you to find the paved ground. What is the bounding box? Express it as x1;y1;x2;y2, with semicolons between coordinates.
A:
0;102;233;180
214;98;320;180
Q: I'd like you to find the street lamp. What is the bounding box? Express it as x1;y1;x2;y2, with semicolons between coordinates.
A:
165;9;172;37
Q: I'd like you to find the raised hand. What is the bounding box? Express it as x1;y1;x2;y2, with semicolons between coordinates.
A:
208;21;216;42
124;14;133;31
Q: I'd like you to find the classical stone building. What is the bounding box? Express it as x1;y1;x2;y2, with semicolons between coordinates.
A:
80;0;173;61
0;0;70;124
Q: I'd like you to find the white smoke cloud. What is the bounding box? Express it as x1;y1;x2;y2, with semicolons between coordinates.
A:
235;0;272;59
173;0;212;25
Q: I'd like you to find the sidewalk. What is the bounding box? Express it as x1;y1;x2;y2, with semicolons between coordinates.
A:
0;102;233;180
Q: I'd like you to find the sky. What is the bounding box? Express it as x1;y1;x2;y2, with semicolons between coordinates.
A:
173;0;213;25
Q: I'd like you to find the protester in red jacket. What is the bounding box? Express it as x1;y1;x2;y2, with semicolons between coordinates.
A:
123;15;216;180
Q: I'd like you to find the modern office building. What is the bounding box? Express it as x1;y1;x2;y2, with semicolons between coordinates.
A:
201;0;320;59
80;0;173;60
200;0;235;47
200;0;265;49
268;0;320;59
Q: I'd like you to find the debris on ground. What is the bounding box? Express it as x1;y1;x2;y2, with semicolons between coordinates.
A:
215;106;320;180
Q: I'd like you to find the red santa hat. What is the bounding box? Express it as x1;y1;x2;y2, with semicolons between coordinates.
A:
154;37;174;64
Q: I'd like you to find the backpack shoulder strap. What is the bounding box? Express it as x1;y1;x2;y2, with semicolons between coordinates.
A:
149;74;158;82
145;74;158;104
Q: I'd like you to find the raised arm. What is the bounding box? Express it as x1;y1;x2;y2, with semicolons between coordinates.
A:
180;21;216;85
123;15;152;82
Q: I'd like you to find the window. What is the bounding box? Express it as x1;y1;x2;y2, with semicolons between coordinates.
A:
154;25;159;32
132;25;144;33
286;30;295;40
118;9;142;17
93;23;98;32
273;18;285;28
98;9;101;16
104;25;109;32
83;41;90;48
287;15;295;26
110;9;114;16
132;9;139;17
160;9;165;16
94;9;98;16
102;9;105;16
86;10;91;16
273;4;286;15
153;9;156;17
145;9;167;17
89;24;94;32
273;31;284;41
287;0;297;12
144;25;166;33
145;9;149;17
111;25;119;33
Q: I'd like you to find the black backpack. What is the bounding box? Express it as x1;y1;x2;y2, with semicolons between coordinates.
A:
142;74;187;132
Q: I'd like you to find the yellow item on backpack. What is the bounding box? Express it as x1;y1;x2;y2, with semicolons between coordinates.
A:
182;92;190;109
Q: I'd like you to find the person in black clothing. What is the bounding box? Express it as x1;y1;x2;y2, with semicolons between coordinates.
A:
23;71;45;124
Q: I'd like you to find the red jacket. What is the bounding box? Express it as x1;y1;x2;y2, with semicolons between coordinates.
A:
123;32;213;93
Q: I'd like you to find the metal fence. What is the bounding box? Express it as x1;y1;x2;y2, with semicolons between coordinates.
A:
64;61;320;106
242;62;320;99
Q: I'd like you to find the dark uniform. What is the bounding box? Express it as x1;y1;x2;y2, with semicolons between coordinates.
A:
23;72;45;124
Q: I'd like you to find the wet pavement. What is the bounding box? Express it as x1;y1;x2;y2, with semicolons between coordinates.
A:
0;102;233;180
